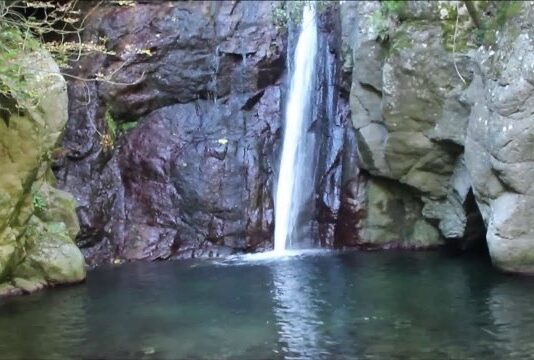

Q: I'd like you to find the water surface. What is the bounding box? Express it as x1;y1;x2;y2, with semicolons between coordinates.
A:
1;251;534;359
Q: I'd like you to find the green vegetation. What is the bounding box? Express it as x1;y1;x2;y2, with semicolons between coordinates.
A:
105;110;118;140
368;1;524;52
0;25;41;110
102;109;117;151
381;1;407;17
475;1;522;46
102;108;139;151
32;193;47;215
0;1;111;112
388;30;412;54
1;0;145;155
440;2;471;52
369;10;390;43
443;1;524;50
370;1;407;43
493;0;522;27
119;120;140;132
0;1;145;116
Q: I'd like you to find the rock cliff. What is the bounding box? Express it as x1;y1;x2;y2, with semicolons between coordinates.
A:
341;1;534;273
49;0;534;274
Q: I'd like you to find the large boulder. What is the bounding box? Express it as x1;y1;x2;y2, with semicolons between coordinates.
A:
465;2;534;273
0;50;85;296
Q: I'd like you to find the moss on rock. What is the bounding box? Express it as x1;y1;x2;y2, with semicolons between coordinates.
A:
0;49;85;296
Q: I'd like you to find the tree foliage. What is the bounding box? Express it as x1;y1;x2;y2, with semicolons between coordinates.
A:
0;1;134;112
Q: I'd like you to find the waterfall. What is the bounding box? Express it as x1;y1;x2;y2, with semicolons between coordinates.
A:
274;4;318;254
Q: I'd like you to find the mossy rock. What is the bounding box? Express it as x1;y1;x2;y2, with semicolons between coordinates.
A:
33;182;80;239
0;282;23;297
12;277;46;294
0;49;86;295
0;243;17;280
411;219;441;247
14;217;85;284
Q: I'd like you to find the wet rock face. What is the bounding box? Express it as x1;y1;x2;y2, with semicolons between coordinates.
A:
310;6;353;248
113;91;280;260
92;1;285;118
56;1;284;265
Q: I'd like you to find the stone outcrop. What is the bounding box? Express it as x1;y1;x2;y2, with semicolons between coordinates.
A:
341;1;534;272
464;2;534;273
0;51;86;296
339;1;467;249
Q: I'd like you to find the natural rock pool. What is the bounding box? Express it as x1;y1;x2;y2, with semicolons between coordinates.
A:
1;251;533;360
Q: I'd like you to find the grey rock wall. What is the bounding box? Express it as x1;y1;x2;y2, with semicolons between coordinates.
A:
342;0;534;272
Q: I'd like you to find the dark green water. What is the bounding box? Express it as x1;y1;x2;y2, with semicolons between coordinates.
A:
1;251;534;360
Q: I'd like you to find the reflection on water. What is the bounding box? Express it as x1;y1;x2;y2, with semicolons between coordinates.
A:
272;260;324;359
271;255;353;360
1;252;534;359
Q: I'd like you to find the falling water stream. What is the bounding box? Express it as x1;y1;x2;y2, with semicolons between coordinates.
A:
274;4;318;254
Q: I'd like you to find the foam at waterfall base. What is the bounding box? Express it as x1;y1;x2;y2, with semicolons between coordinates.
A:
222;249;332;266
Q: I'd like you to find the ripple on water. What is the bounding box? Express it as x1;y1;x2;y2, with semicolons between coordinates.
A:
1;251;533;360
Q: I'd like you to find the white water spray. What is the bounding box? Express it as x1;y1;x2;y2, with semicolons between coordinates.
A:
274;5;318;254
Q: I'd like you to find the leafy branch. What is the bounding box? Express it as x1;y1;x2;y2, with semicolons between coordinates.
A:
0;0;142;113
